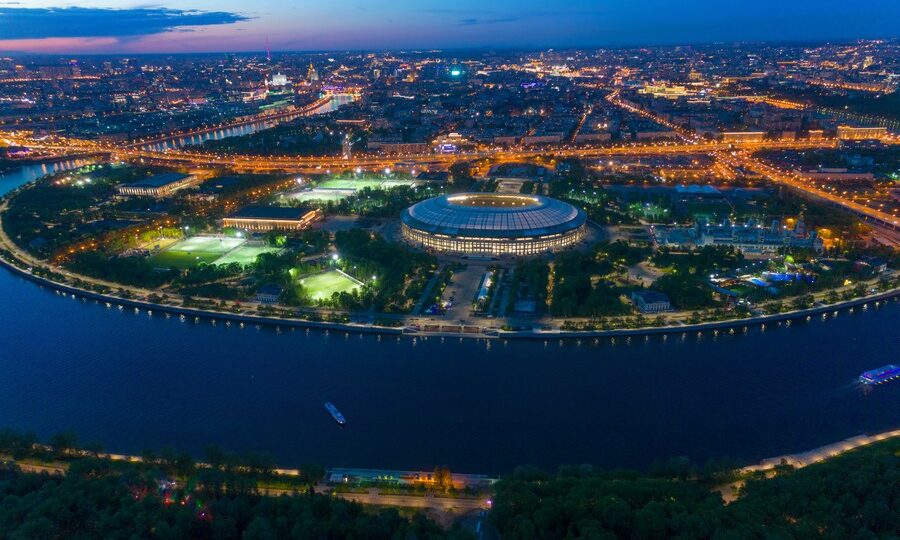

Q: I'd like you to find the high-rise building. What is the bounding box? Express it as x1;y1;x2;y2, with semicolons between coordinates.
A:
307;63;319;82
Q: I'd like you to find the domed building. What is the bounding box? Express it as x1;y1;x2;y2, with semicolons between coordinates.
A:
401;193;587;256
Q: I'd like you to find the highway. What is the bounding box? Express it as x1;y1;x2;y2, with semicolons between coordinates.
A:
729;150;899;231
3;98;898;230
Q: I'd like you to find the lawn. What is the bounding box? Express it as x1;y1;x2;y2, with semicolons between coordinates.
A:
213;245;281;266
150;235;245;269
279;177;418;204
317;178;384;190
298;269;361;300
285;189;353;203
378;179;418;189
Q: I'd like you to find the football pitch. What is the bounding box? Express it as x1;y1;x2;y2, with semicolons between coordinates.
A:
299;270;361;300
285;190;354;203
317;178;385;190
213;245;281;266
150;235;245;269
280;176;418;204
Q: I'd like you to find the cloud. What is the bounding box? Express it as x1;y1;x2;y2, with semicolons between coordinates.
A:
420;7;558;26
0;7;249;40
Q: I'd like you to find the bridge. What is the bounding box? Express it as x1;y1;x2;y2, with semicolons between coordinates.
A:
127;94;356;150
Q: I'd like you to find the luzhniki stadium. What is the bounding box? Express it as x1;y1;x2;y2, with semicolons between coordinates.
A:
401;193;587;256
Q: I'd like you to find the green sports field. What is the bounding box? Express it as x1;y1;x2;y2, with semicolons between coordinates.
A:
317;178;383;190
298;269;361;300
284;190;353;203
279;176;418;204
213;245;281;266
150;235;245;269
317;176;418;190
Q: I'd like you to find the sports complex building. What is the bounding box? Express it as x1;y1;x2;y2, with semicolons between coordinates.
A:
401;193;587;256
222;205;323;231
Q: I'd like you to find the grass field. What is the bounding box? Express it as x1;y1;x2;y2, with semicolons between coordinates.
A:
279;176;418;204
298;269;361;300
317;178;385;190
213;245;281;266
284;190;353;203
150;235;245;269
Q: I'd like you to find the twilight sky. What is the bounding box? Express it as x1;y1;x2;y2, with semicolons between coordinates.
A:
1;0;899;54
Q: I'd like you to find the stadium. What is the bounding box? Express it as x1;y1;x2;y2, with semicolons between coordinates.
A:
401;193;587;256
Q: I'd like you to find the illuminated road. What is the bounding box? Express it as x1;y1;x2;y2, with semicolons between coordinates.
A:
728;151;899;230
3;96;898;229
5;132;849;170
605;90;900;231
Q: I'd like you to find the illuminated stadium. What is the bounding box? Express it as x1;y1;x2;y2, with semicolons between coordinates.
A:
401;193;587;255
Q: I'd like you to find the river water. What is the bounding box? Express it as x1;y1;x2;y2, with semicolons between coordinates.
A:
0;163;897;474
140;94;355;152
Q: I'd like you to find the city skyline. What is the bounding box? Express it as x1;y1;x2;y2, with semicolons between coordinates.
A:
1;1;899;54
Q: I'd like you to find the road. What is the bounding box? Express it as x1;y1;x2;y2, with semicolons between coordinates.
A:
717;429;900;503
325;488;488;512
7;116;897;231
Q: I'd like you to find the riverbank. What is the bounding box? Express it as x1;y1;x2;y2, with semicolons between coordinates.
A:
717;428;900;503
0;159;896;341
0;245;898;341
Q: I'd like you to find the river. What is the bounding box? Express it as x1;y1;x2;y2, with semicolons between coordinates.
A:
139;94;356;152
0;162;897;474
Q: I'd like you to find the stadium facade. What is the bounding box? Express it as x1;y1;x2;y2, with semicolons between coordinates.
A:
401;193;587;256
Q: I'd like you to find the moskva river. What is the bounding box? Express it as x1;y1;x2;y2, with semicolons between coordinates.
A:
1;163;897;474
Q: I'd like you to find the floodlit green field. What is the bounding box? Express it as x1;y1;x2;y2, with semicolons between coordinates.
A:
150;235;245;269
213;245;281;266
318;177;418;190
379;179;417;189
317;178;384;190
280;176;418;204
286;190;353;203
298;269;361;300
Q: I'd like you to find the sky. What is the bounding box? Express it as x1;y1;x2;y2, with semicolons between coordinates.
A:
0;0;899;54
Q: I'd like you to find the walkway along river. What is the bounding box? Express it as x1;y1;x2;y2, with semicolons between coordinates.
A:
0;163;897;474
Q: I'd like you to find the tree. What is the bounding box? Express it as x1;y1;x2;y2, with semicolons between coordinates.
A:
48;431;78;456
448;162;476;191
433;466;454;492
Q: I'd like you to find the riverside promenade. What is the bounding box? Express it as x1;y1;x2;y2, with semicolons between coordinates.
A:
0;244;898;342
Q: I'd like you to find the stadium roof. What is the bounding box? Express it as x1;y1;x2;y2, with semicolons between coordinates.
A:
227;205;314;221
402;193;585;239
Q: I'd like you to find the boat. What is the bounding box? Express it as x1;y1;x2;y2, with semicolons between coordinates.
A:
324;402;346;425
858;364;900;385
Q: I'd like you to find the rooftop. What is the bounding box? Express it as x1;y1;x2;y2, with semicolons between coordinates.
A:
227;205;314;221
124;172;190;189
402;193;586;238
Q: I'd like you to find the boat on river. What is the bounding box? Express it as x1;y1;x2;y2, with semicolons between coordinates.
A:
324;402;346;425
859;364;900;385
